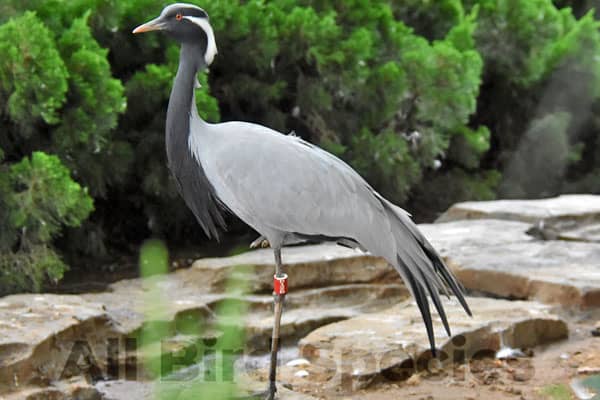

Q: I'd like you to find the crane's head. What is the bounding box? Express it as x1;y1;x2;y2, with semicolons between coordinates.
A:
133;3;217;66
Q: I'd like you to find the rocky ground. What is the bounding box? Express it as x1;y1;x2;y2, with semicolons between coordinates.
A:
1;194;600;400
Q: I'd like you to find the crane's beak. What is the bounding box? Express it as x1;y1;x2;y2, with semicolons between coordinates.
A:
132;17;165;34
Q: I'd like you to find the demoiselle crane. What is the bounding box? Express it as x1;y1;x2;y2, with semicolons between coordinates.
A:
133;4;471;399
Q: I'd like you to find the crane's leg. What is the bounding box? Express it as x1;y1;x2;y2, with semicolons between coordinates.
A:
266;246;287;400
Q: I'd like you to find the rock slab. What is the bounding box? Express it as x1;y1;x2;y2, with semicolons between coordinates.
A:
95;378;317;400
437;194;600;224
298;296;568;390
421;219;600;309
0;294;113;393
419;219;534;255
191;243;393;292
450;240;600;308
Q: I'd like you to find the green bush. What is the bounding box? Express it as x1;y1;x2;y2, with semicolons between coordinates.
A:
0;12;68;133
464;0;600;198
55;11;129;197
0;152;93;295
1;0;600;292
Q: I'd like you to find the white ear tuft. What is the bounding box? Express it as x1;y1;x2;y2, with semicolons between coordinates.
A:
183;16;218;65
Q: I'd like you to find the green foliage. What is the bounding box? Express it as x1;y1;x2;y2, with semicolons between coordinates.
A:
344;129;421;202
0;12;68;132
393;0;465;40
553;0;597;17
0;246;67;295
10;152;94;243
1;0;600;291
447;125;491;170
464;0;600;199
0;1;127;292
0;152;93;295
0;154;16;250
469;0;572;86
54;11;128;196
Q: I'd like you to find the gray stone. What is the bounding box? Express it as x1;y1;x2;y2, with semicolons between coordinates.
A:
1;377;101;400
95;376;318;400
191;244;392;292
243;284;408;352
0;294;113;393
558;222;600;242
450;240;600;308
420;219;600;309
297;297;567;390
418;219;534;255
90;281;407;379
436;194;600;224
1;214;592;397
100;283;407;380
525;219;600;243
135;283;409;364
83;274;217;337
236;375;319;400
95;380;153;400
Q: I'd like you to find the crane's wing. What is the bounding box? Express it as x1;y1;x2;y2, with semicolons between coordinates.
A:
198;121;471;352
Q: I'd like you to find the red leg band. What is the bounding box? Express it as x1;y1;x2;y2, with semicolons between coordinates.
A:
273;273;288;295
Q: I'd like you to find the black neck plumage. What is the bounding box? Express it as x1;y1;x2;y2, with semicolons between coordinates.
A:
165;43;226;239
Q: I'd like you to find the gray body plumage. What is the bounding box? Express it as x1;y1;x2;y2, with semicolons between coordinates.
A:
167;42;470;351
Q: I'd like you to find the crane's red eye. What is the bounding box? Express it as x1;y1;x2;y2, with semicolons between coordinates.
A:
175;13;183;21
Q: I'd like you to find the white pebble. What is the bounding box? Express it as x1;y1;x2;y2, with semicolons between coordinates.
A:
294;370;309;378
496;347;525;359
286;358;310;367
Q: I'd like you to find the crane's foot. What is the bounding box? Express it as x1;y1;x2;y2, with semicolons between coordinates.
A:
265;382;277;400
250;236;270;249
